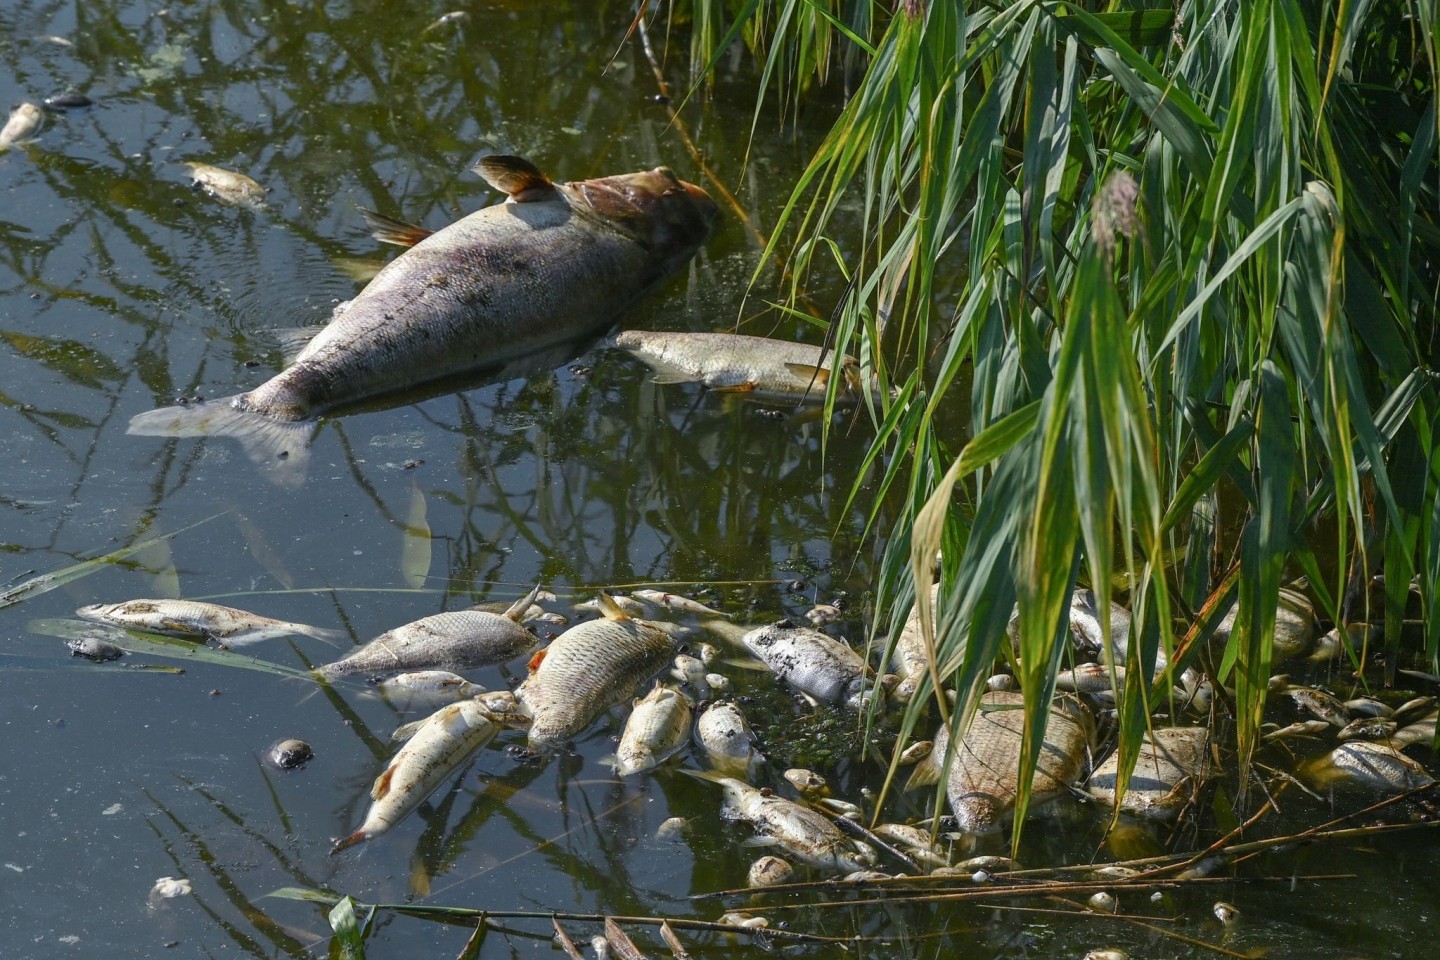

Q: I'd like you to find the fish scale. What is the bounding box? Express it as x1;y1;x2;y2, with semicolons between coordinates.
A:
518;602;675;747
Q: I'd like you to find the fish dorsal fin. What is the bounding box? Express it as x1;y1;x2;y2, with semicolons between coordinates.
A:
474;155;557;202
359;208;434;247
503;583;543;622
595;591;631;621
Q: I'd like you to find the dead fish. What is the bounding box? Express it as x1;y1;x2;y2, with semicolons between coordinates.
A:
1336;717;1398;742
1261;720;1333;742
905;691;1092;834
1391;711;1438;748
805;603;841;625
65;636;124;662
0;103;43;149
610;330;878;404
1209;586;1317;661
1067;589;1138;665
603;684;693;776
1303;740;1436;793
76;598;343;646
332;699;501;853
129;155;717;486
516;593;675;747
886;583;940;702
1286;685;1350;727
784;768;830;798
685;769;877;873
670;653;709;689
183;161;267;208
740;619;872;708
694;699;763;779
373;670;487;709
1056;662;1126;694
631;589;729;618
747;855;794;888
316;586;539;680
1086;727;1210;822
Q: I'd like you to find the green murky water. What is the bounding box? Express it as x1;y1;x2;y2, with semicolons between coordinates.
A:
1;3;1436;959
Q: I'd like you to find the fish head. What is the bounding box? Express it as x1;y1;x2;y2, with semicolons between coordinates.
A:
952;793;1005;835
568;166;718;262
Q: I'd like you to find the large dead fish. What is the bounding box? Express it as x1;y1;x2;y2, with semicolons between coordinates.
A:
331;698;502;853
75;598;342;646
739;619;873;708
315;585;539;680
129;155;718;485
516;593;675;747
609;330;876;404
907;690;1092;834
1086;726;1210;822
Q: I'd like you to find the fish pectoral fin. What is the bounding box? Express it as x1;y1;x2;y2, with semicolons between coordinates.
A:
371;766;397;801
474;155;557;202
268;327;324;364
390;719;426;742
740;835;781;849
783;363;832;388
358;208;434;248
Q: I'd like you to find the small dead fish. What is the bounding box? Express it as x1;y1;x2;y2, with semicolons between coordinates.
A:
1261;720;1332;742
670;653;709;688
1086;727;1210;822
632;589;729;618
1056;662;1125;694
686;770;877;873
784;768;830;798
603;684;693;776
1393;697;1437;727
1391;712;1438;749
517;593;675;747
694;700;763;779
1303;740;1436;792
806;603;841;625
373;670;486;709
574;593;647;617
0;103;43;149
332;699;501;853
317;587;539;679
885;583;938;702
611;330;879;405
655;817;689;841
1287;685;1350;727
740;619;871;708
704;672;731;694
1212;901;1240;925
266;738;314;770
1336;717;1398;742
76;598;343;646
64;635;124;662
1343;697;1393;719
747;855;794;888
183;161;267;208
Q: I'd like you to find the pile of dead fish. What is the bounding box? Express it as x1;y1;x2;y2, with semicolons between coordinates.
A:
58;576;1439;900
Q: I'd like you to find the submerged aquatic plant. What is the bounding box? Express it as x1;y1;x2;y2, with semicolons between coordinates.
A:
665;0;1440;843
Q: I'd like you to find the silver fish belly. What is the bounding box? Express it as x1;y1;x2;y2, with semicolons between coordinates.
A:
694;700;763;779
316;608;535;680
75;598;341;645
740;619;870;707
607;684;693;775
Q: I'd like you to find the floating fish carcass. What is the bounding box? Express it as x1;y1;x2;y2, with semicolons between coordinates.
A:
76;598;343;646
372;670;488;709
609;330;878;404
740;619;872;708
604;684;693;776
688;771;877;873
694;700;764;779
332;699;502;853
884;583;940;702
316;587;539;680
516;594;675;747
906;691;1092;834
129;155;718;485
1208;586;1317;661
1302;740;1435;793
0;102;43;149
1086;727;1210;822
183;161;267;208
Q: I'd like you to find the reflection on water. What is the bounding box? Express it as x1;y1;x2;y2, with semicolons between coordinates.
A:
1;2;1436;959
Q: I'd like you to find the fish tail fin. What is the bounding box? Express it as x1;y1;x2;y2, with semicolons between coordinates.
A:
503;583;543;622
904;754;941;792
127;396;314;488
330;830;368;855
678;767;730;786
295;624;347;647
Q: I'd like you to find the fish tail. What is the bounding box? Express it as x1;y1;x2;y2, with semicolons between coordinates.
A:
127;395;314;488
330;830;368;855
295;624;347;647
